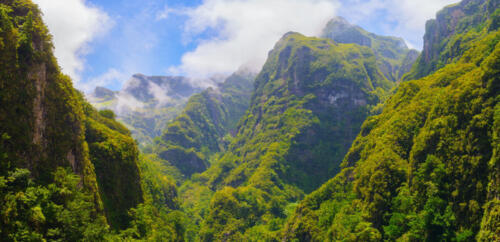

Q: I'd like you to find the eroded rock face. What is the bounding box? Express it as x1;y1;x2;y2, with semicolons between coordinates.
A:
422;2;468;63
30;63;46;149
227;32;391;192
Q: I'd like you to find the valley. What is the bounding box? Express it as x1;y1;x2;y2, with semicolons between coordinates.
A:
0;0;498;241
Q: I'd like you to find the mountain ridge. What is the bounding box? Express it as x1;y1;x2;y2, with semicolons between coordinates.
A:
283;0;499;240
321;16;419;82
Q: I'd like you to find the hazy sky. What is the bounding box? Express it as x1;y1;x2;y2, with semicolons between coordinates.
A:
32;0;459;92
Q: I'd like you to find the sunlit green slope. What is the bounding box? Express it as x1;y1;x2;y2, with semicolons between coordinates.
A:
180;32;393;240
283;0;499;241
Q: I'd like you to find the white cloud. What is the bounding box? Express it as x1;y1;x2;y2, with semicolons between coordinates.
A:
148;82;172;105
166;0;458;79
80;68;128;93
156;5;179;21
168;0;338;77
114;92;145;114
338;0;459;49
33;0;112;82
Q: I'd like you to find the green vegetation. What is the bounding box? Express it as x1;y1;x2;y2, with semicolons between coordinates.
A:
283;0;500;240
0;0;185;240
175;32;393;240
153;71;254;177
83;101;144;230
112;155;186;241
121;105;184;147
1;0;498;241
321;16;419;82
0;167;109;241
404;0;500;81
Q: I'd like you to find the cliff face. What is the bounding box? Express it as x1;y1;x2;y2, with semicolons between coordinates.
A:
405;0;499;80
0;0;143;232
321;16;418;82
283;0;499;240
0;0;98;194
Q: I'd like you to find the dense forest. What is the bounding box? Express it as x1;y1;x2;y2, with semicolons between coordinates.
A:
0;0;498;241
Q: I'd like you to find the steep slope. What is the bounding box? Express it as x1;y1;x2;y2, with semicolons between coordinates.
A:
283;0;499;241
321;16;419;82
82;102;144;230
405;0;500;80
0;0;144;238
89;74;204;147
153;70;255;177
0;0;98;194
182;32;393;240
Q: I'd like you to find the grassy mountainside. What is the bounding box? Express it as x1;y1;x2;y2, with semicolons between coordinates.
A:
153;70;255;177
321;17;419;82
283;0;499;241
178;32;394;240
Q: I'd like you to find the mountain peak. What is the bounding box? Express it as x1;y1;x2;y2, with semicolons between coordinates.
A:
132;73;146;78
320;16;416;82
323;16;353;31
92;86;116;99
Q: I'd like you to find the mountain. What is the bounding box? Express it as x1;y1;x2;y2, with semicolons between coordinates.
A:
89;74;204;147
153;70;255;177
404;0;500;80
321;16;419;82
176;32;394;240
0;1;184;240
3;0;498;240
283;0;499;241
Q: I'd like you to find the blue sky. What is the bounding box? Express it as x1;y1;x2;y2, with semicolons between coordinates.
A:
34;0;459;92
78;0;201;90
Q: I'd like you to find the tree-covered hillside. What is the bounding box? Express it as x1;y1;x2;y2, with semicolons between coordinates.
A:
0;0;185;240
2;0;498;241
283;0;499;241
176;32;394;240
152;70;255;177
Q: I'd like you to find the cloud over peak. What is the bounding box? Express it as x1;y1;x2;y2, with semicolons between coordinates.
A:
167;0;338;77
